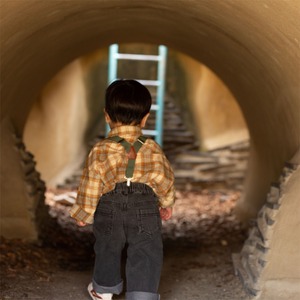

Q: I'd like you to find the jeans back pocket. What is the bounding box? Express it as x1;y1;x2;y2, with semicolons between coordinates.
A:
138;208;161;236
94;207;114;236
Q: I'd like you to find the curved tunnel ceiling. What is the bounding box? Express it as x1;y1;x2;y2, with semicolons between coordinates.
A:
1;0;300;216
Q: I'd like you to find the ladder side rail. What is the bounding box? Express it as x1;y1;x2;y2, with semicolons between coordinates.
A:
155;45;168;146
108;44;119;83
106;44;119;135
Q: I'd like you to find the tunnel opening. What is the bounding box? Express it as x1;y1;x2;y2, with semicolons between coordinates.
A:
22;43;250;242
0;44;254;299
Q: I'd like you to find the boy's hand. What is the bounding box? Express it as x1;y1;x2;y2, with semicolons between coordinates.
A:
159;207;172;221
77;221;87;227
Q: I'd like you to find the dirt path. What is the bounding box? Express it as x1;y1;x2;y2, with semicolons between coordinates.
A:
1;190;253;300
1;242;251;300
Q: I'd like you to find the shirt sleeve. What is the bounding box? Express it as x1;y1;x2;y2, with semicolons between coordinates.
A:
69;147;103;224
149;144;176;208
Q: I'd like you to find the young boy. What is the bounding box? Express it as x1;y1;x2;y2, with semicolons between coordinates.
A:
70;79;175;300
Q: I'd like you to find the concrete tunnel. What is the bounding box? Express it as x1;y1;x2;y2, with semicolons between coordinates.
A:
1;1;300;299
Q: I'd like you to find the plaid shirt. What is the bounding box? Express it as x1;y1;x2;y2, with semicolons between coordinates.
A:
70;125;175;224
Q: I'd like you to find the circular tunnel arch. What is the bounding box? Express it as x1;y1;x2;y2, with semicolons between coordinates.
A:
1;1;300;298
1;1;299;221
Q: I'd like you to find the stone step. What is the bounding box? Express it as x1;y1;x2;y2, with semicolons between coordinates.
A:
60;94;249;191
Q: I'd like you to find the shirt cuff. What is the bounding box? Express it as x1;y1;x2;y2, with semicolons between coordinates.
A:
69;204;94;224
160;184;176;207
159;191;175;208
159;199;175;208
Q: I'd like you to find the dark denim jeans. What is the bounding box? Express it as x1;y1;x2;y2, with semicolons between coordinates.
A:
92;182;163;300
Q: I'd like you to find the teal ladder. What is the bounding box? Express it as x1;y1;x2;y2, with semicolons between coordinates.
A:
107;44;168;146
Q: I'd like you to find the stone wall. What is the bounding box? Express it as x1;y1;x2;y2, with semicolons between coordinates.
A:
233;155;300;299
1;118;48;240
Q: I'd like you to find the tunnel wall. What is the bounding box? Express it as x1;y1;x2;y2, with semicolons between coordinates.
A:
1;0;299;218
23;60;88;186
1;1;300;298
176;53;249;150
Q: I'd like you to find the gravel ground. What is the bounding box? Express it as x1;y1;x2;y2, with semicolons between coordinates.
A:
1;189;253;300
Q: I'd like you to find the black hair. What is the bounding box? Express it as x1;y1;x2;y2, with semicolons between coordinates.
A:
105;79;152;125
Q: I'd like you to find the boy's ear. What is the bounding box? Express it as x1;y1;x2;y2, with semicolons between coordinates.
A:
141;113;150;128
104;110;111;124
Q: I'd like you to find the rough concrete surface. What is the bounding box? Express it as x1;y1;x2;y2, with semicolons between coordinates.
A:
1;2;300;297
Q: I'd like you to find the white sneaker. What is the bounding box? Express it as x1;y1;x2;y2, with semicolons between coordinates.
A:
87;282;113;300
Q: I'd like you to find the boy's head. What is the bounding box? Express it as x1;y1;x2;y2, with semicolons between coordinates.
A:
105;79;152;126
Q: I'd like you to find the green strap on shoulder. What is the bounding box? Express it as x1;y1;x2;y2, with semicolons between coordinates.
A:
107;135;147;186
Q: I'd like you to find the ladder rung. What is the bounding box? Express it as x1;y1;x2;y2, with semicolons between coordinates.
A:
137;80;160;86
142;129;158;136
151;104;159;111
114;53;161;61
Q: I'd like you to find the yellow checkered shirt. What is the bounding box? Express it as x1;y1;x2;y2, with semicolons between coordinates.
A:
70;125;175;224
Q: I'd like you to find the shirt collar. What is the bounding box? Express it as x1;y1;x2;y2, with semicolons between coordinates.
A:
108;125;142;143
